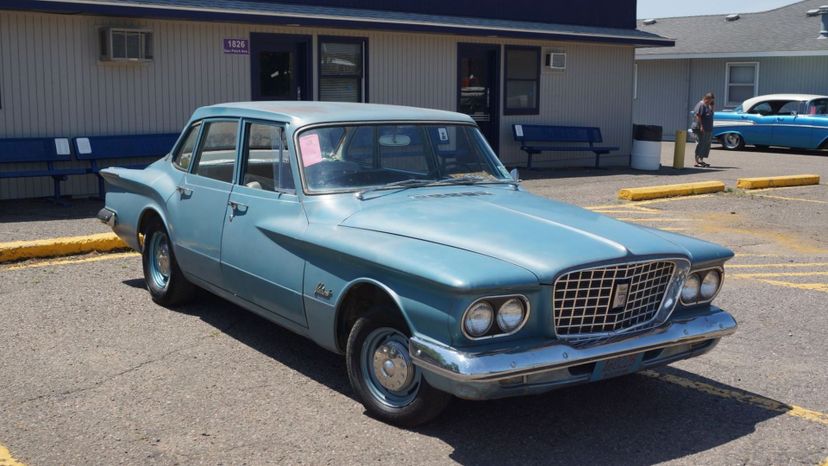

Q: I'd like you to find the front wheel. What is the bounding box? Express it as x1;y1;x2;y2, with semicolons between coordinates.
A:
142;219;195;307
346;315;452;426
722;133;745;150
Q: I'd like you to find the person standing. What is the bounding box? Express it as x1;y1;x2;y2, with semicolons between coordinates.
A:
692;93;715;167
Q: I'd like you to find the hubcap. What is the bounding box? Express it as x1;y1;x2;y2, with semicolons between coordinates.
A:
361;327;421;408
148;232;171;289
725;134;741;148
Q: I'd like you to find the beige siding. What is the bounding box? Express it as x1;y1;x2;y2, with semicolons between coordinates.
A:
0;10;636;199
633;60;691;137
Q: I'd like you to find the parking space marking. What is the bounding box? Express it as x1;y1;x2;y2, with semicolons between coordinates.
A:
616;217;692;223
731;271;828;279
640;370;828;426
0;444;25;466
1;252;139;271
728;262;828;269
750;194;828;205
753;279;828;294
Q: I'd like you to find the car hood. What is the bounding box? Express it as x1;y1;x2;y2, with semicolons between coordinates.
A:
338;188;696;283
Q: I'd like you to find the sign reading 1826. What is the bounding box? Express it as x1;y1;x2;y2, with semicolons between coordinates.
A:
223;39;249;55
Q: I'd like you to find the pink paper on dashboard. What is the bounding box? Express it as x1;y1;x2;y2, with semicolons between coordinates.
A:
299;133;323;167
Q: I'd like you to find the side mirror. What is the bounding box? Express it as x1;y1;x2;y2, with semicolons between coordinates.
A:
510;168;520;182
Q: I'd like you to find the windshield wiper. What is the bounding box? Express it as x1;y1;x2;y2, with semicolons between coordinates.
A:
354;178;439;200
435;175;518;188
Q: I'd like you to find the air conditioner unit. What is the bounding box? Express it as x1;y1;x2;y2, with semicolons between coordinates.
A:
545;52;566;70
99;27;153;62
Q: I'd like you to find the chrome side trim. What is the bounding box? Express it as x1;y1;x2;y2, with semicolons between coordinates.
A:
409;308;736;383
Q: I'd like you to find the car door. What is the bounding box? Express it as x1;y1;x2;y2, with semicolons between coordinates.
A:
220;120;309;327
738;101;774;146
772;101;812;149
165;119;240;286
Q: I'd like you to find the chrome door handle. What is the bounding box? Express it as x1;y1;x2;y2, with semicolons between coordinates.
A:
176;186;193;196
227;200;248;222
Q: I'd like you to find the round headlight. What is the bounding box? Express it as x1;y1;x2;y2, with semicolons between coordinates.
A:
496;298;526;332
464;301;494;337
700;270;721;299
681;273;701;303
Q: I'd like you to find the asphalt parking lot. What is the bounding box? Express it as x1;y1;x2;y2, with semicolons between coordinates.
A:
1;143;826;465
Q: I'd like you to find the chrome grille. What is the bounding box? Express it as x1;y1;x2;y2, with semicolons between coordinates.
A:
553;261;676;338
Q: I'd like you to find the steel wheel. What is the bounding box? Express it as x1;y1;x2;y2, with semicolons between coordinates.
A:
147;231;171;290
360;327;421;408
722;133;744;150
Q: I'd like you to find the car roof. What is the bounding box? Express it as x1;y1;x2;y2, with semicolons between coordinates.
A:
741;94;828;109
191;101;476;127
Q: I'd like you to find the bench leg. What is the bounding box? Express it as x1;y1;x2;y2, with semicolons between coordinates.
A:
594;152;600;169
526;152;535;170
50;175;70;206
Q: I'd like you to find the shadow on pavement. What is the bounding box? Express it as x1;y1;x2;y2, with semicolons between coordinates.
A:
714;146;827;157
0;198;102;223
158;289;781;465
518;166;734;181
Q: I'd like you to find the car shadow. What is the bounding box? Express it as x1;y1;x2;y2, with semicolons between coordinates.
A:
0;198;103;221
162;289;779;464
715;146;827;157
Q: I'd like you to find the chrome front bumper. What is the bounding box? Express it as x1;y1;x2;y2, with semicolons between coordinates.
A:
409;309;736;386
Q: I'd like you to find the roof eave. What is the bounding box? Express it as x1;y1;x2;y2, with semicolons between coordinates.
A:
636;50;828;60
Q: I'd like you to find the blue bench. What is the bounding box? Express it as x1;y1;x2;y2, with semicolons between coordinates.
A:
512;124;619;169
73;133;179;197
0;137;87;202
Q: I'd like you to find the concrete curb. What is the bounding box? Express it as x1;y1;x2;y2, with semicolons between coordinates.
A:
617;181;725;201
0;232;128;263
736;174;820;190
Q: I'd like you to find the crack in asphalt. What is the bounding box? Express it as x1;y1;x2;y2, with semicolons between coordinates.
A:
14;316;244;407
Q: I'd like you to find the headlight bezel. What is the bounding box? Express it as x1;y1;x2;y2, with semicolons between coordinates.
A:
462;295;530;340
680;266;725;306
462;300;494;338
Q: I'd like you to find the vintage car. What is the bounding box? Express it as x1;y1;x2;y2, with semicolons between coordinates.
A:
99;102;737;426
714;94;828;150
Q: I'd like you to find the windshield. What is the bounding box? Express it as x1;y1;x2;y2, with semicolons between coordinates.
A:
296;124;511;193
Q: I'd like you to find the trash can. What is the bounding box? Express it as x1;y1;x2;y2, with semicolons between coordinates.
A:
630;124;663;171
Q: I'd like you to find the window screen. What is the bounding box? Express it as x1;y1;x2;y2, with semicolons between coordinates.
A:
505;47;540;114
242;123;294;191
193;121;238;183
319;39;366;102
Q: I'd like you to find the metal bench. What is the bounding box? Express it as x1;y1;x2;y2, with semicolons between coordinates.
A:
512;124;619;169
0;137;87;202
73;133;179;197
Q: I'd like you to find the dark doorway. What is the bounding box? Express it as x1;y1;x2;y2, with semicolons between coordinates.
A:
457;43;501;153
251;33;312;101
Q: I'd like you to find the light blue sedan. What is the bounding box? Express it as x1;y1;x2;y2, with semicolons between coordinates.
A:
99;102;736;426
714;94;828;150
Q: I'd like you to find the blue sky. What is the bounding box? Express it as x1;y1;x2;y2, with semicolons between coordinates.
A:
637;0;801;18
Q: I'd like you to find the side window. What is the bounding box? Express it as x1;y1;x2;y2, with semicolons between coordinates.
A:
192;121;239;183
173;122;201;171
242;122;294;191
809;99;828;115
748;102;772;116
777;101;802;116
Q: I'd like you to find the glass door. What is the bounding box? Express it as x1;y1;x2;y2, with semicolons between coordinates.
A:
250;33;311;101
457;43;501;153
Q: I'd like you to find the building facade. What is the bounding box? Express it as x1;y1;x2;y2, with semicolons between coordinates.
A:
0;0;670;200
633;0;828;139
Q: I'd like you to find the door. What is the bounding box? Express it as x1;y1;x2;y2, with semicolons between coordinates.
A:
165;119;240;286
221;121;309;327
772;101;812;149
457;43;500;152
737;101;774;146
251;33;311;101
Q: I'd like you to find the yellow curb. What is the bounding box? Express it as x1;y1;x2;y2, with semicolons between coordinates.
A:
0;443;25;466
617;181;725;201
737;174;820;190
0;232;128;263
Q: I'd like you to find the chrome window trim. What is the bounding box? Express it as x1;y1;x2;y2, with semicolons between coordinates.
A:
680;266;725;306
461;294;531;341
551;257;691;342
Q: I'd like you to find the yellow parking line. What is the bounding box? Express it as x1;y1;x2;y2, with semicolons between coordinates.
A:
731;271;828;279
728;262;828;269
586;194;713;210
0;443;25;466
1;252;140;271
660;227;689;232
616;218;691;223
591;209;661;215
751;194;828;204
819;456;828;466
734;253;785;258
640;370;828;426
754;279;828;294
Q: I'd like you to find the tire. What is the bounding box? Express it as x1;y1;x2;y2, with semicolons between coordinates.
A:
141;218;196;307
722;133;745;150
346;314;452;427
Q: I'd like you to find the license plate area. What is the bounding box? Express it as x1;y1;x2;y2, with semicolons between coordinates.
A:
590;353;644;381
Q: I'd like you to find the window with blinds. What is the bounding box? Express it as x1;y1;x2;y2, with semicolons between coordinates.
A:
319;38;367;102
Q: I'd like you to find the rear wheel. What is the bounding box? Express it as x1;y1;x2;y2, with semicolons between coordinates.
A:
142;219;195;307
722;133;745;150
346;314;452;426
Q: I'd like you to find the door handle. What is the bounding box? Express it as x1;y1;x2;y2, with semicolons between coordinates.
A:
175;185;193;196
227;200;248;222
